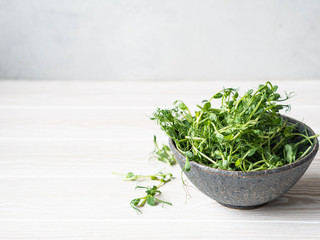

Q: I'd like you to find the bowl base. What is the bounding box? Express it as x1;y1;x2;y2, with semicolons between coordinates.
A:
217;202;268;210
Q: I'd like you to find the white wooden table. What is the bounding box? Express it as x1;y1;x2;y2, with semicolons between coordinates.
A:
0;80;319;239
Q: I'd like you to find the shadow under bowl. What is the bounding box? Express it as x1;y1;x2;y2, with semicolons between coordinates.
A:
169;116;319;209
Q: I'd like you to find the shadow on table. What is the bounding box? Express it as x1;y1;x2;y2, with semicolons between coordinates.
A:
260;173;320;211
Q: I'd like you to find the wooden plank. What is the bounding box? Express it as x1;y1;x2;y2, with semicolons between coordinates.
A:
0;107;157;139
0;80;320;107
0;106;319;140
0;221;318;240
0;139;167;176
0;159;319;222
0;139;318;176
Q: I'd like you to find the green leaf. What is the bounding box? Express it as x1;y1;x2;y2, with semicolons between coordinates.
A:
247;148;256;157
273;85;278;92
131;198;141;206
125;172;137;180
253;130;262;135
178;103;187;110
163;145;170;151
152;136;177;165
235;159;242;167
184;157;191;172
224;134;233;141
271;93;280;101
127;172;134;178
228;101;234;109
130;198;143;214
203;102;211;110
254;108;264;116
184;151;193;158
147;196;156;206
215;132;224;142
213;92;223;99
209;113;217;122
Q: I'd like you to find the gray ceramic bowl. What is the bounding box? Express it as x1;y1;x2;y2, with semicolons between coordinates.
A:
169;116;319;209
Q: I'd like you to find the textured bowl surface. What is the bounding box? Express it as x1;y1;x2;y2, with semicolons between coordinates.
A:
169;116;319;209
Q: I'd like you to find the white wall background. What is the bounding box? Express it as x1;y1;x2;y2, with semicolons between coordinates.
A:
0;0;320;81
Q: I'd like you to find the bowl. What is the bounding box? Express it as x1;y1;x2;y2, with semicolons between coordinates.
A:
169;116;319;209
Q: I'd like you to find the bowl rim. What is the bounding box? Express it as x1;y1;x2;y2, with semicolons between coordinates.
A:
168;115;319;176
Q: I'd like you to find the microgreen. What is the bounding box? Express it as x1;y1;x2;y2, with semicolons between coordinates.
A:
151;135;177;165
151;82;318;172
112;171;173;183
113;171;173;214
130;185;172;214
